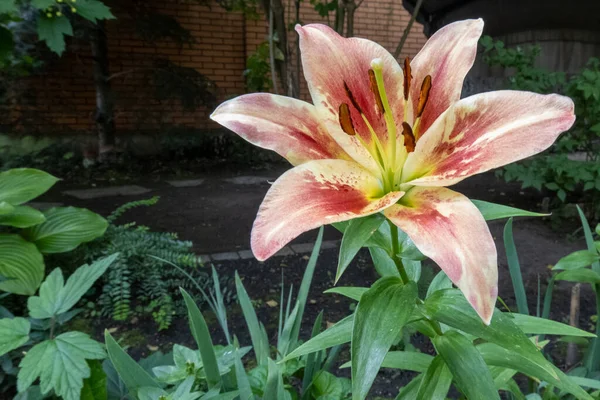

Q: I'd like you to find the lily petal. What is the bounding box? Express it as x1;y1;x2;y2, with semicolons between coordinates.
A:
384;186;497;324
402;91;575;186
210;93;352;166
252;159;404;260
410;19;483;133
296;24;405;152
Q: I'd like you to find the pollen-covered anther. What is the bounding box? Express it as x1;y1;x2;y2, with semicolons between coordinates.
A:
401;122;416;152
416;75;432;118
403;57;412;101
368;69;384;114
339;103;356;136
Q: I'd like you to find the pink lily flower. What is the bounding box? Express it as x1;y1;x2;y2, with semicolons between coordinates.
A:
210;19;575;324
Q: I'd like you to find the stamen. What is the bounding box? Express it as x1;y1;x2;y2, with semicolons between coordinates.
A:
416;75;432;118
403;57;412;101
343;82;363;114
401;122;416;153
368;69;384;114
338;103;356;136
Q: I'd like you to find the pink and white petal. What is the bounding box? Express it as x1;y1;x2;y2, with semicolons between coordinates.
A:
384;186;497;324
409;19;483;133
211;93;351;166
296;24;405;150
402;91;575;187
252;159;404;260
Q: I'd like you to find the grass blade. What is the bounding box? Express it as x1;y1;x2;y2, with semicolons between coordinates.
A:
235;271;269;366
503;218;529;315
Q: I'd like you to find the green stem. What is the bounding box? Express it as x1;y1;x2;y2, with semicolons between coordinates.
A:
388;220;410;284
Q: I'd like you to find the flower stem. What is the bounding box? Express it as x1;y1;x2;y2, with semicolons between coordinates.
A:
388;220;410;284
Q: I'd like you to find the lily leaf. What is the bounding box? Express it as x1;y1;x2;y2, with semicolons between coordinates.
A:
415;355;452;400
337;214;385;282
472;199;547;220
553;250;600;271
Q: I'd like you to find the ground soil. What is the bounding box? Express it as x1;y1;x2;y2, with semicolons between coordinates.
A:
38;162;599;399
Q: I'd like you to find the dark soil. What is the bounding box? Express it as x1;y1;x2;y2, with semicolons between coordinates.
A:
38;165;599;398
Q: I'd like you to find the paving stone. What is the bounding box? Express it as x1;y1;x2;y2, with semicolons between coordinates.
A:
238;250;255;260
63;185;151;199
211;251;240;261
199;254;211;264
275;246;295;257
27;202;64;210
321;240;340;250
225;176;272;185
167;178;205;188
290;243;316;254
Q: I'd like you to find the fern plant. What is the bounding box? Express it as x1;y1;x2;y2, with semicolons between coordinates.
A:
57;196;233;330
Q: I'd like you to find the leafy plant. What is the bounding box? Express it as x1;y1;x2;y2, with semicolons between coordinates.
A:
0;254;118;399
480;36;600;220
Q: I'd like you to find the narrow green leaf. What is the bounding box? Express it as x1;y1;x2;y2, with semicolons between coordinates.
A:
434;330;500;400
369;247;400;278
477;342;593;400
0;169;58;205
416;355;452;400
340;351;434;373
395;375;423;399
235;271;269;365
539;275;555;341
104;331;159;394
426;271;452;298
504;218;529;315
352;278;417;400
264;358;280;399
36;15;73;55
553;250;600;270
233;338;252;400
0;317;30;357
508;313;595;337
324;287;367;301
425;289;556;379
569;376;600;390
0;234;44;295
22;207;108;254
472;199;547;220
577;205;600;273
281;315;353;363
555;268;600;284
180;288;221;388
337;215;385;282
0;206;45;228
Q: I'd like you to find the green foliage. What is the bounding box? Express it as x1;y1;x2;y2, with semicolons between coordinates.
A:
244;42;273;93
481;36;600;220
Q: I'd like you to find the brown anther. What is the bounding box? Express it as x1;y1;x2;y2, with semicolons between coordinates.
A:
339;103;356;136
368;69;385;114
403;57;412;101
343;82;363;114
416;75;432;118
401;122;416;153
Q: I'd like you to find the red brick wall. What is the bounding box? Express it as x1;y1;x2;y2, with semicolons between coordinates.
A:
4;0;426;135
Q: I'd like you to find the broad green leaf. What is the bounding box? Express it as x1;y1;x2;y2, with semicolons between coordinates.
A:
434;330;500;400
478;342;593;400
74;0;115;23
31;0;55;8
36;15;73;55
426;271;452;298
138;387;168;400
0;201;14;215
553;250;600;270
0;0;16;13
555;268;600;284
18;332;106;400
369;247;400;278
416;355;452;400
13;386;44;400
508;313;595;337
104;331;160;394
0;234;44;295
352;278;417;400
311;370;351;399
324;287;367;301
340;350;434;372
0;206;45;228
235;271;269;365
0;26;14;61
281;315;353;362
80;360;108;400
337;214;385;282
425;289;556;379
180;288;221;388
0;169;58;205
472;199;547;220
0;317;30;357
504;218;529;315
22;207;108;254
28;254;118;319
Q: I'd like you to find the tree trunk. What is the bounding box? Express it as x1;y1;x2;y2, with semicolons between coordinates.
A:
335;0;345;35
270;0;289;95
345;0;356;37
90;21;116;162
